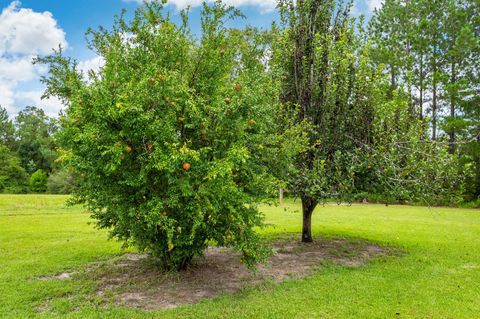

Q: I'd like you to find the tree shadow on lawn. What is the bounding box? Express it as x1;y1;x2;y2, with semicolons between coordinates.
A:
38;235;400;311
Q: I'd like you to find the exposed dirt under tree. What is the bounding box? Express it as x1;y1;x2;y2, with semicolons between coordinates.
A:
43;236;393;310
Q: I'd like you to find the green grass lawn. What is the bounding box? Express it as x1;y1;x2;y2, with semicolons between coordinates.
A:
0;195;479;318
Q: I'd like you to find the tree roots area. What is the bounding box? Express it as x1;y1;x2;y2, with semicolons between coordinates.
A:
38;236;392;310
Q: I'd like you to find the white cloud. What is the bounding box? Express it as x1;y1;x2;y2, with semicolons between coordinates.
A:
15;91;63;118
0;56;40;82
365;0;384;12
78;56;105;75
0;1;67;55
0;81;16;114
0;1;67;117
124;0;277;13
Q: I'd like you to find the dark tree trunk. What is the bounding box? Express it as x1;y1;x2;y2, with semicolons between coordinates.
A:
419;55;424;120
432;73;437;140
475;133;480;197
449;61;456;154
388;67;396;99
301;195;317;243
432;43;438;141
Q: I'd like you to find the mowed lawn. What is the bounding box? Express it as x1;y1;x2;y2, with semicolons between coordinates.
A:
0;195;479;318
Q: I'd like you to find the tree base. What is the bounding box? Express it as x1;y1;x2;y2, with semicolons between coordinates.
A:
301;234;313;243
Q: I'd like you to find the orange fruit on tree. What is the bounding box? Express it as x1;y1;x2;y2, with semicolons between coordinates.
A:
182;162;191;171
125;145;133;153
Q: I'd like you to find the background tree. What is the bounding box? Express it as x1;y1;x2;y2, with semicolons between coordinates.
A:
15;106;57;174
37;1;300;270
370;0;479;202
273;0;468;245
368;0;412;99
0;106;16;150
0;145;28;193
371;93;465;205
456;0;480;199
274;0;381;242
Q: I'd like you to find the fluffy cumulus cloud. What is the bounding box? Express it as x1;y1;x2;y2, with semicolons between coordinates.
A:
124;0;277;13
0;1;67;55
15;91;63;118
0;1;67;116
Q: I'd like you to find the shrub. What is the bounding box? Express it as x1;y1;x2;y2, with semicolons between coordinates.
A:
47;167;78;194
38;3;301;270
29;169;48;193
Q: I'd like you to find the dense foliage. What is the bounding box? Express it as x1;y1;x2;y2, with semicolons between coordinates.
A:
370;93;465;206
46;167;79;194
0;145;28;193
370;0;480;200
37;2;302;269
273;0;468;242
15;106;58;174
273;0;380;241
0;105;66;194
29;169;48;193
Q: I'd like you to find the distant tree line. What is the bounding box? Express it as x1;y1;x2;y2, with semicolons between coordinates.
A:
369;0;480;202
0;105;77;194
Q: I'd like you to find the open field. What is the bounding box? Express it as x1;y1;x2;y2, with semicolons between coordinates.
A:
1;195;479;318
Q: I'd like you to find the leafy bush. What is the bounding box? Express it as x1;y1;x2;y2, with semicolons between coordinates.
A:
38;3;300;270
29;169;48;193
47;167;78;194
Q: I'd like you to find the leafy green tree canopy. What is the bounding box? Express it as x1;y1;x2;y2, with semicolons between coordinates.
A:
274;0;381;242
15;106;57;174
37;1;301;270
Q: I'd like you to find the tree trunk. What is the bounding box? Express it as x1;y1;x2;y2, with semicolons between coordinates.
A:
432;62;437;140
301;195;317;243
279;188;284;205
419;55;424;120
449;61;456;154
389;67;396;99
475;133;480;198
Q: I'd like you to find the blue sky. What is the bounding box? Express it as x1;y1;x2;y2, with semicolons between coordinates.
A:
0;0;380;117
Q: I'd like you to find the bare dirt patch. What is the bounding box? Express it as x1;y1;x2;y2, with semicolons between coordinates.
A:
77;236;391;310
37;271;75;281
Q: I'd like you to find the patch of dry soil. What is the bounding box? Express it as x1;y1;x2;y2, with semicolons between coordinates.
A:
37;272;74;280
80;237;390;310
